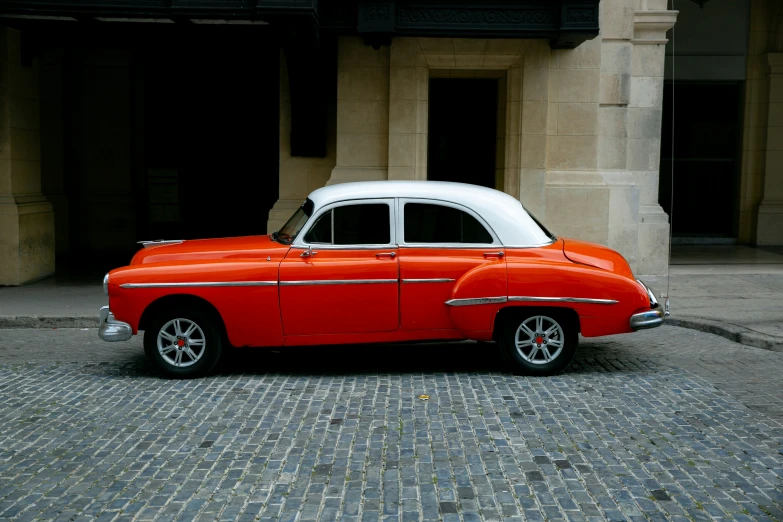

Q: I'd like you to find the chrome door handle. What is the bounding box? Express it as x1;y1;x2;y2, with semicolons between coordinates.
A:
300;247;318;258
376;252;396;258
483;251;505;258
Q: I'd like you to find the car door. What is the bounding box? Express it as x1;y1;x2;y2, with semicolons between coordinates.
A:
397;199;506;331
279;199;399;336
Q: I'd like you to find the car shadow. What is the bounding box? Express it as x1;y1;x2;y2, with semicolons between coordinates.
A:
95;338;659;379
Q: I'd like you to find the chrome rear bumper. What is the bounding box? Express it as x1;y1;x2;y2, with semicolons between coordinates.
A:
98;306;132;342
630;309;665;331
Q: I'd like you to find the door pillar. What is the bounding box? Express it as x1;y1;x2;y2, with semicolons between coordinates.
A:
0;27;55;285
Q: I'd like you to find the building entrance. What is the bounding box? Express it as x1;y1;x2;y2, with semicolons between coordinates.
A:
427;78;498;189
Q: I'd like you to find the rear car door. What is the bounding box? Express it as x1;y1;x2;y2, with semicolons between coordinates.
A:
397;199;506;331
279;199;399;336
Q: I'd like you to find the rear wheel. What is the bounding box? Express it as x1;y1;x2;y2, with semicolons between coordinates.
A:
143;308;223;378
500;311;577;376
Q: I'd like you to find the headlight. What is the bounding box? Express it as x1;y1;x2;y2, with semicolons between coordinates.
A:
103;273;110;296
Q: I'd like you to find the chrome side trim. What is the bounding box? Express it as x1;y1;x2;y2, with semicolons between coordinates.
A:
445;296;507;306
636;279;659;308
280;279;398;286
120;281;278;288
508;296;618;305
402;278;455;284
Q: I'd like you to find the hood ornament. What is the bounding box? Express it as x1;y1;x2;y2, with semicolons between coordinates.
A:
138;239;185;249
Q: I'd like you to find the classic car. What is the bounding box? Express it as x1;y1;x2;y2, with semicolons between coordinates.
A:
99;181;668;378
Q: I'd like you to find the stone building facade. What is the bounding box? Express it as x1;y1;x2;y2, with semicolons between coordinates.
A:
2;0;781;286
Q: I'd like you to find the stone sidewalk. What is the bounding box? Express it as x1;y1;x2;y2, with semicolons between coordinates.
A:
1;246;783;351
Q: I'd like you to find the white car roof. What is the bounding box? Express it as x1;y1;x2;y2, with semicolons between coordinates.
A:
307;181;554;247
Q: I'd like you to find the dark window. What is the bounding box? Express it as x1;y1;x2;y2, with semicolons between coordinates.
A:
303;210;332;244
334;204;390;245
304;204;391;245
404;203;492;244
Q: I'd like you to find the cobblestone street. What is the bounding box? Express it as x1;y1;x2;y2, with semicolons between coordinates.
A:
0;326;782;522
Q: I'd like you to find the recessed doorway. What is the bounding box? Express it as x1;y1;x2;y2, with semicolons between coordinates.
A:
427;78;499;189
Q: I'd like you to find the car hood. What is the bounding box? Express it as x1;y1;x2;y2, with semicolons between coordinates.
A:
561;238;634;279
130;235;290;265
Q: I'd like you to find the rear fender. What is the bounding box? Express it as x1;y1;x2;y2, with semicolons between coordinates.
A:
447;261;507;333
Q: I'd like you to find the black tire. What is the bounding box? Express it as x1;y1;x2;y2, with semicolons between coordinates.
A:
143;307;224;378
499;310;578;376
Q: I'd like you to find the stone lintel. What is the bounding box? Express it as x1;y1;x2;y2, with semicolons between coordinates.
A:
632;10;678;45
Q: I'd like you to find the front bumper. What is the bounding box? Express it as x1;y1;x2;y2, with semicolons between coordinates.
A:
98;306;132;342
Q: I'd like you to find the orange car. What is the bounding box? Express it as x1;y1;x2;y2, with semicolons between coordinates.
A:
99;181;668;378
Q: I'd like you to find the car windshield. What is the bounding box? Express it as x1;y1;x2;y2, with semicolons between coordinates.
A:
273;199;314;245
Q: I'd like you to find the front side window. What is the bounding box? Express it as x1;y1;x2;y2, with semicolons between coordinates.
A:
404;203;493;244
304;203;391;245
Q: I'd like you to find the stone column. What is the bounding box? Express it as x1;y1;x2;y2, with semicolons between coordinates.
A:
0;27;55;285
268;50;337;233
630;7;677;274
326;37;389;185
756;53;783;244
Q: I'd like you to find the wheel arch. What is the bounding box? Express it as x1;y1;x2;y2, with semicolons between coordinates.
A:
492;305;581;342
138;294;228;339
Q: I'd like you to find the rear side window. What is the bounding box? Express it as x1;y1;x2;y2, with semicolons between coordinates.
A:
304;203;391;245
404;203;493;244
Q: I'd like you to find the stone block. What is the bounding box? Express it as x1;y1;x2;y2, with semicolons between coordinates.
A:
599;0;633;40
637;211;670;276
546;135;598;170
544;181;610;244
519;168;546;218
337;67;389;101
598;106;628;137
390;66;417;100
627;138;661;171
337;100;389;134
279;166;310;199
627;107;662;139
417;38;454;54
520;134;545;169
390;38;420;66
10;160;42;195
550;69;600;103
767;126;783;151
601;40;632;74
416;66;429;101
485;39;523;55
522;67;549;102
388;166;416;180
389;134;416;167
629;76;663;108
556;103;598;136
425;54;456;68
339;37;386;67
416;101;429;134
453;39;488;53
521;102;546;135
599;73;631;105
389;100;417;135
336;134;389;167
547;103;558;135
631;43;663;77
454;55;484;68
556;37;601;70
482;55;517;68
598;136;627;170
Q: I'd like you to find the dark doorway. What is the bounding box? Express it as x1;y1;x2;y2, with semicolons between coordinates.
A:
428;78;498;189
659;82;743;238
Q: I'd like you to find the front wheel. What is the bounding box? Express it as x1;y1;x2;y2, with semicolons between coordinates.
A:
144;308;224;378
500;312;578;376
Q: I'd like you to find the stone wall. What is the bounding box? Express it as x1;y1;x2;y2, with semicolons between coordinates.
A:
271;1;677;275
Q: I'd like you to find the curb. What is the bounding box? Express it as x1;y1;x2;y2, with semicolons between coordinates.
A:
0;316;98;329
666;317;783;353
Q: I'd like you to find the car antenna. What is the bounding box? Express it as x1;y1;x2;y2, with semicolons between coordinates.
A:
662;0;675;318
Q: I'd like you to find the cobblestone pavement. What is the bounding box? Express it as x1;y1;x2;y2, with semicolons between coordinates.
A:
0;326;782;522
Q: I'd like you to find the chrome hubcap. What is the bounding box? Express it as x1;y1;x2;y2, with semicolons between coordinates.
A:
514;315;564;365
157;318;206;368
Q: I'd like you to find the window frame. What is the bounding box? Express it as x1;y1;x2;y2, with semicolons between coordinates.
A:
396;198;501;248
293;198;397;250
